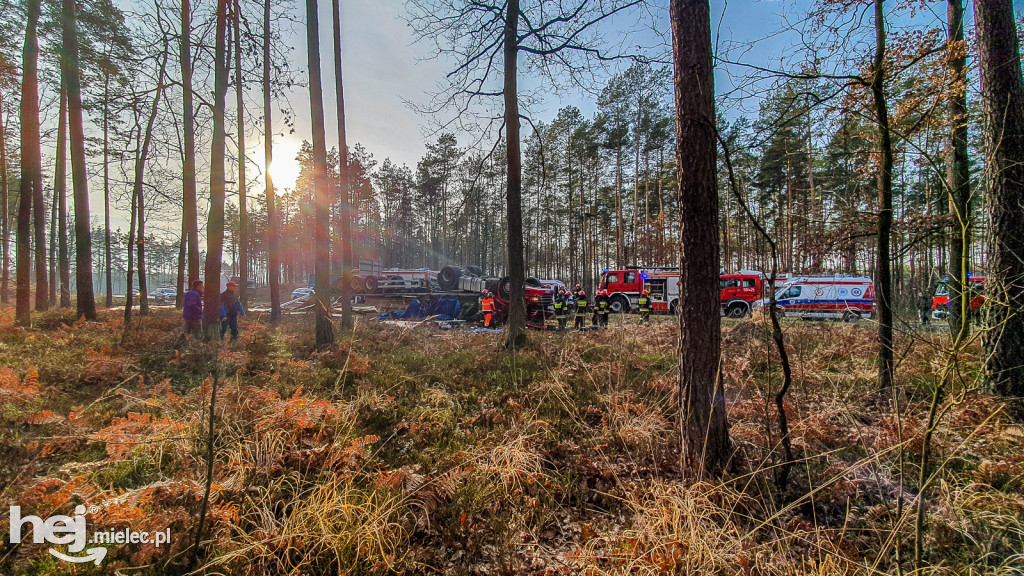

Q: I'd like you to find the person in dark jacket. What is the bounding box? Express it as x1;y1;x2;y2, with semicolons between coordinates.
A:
574;289;589;330
637;289;652;325
594;290;611;328
220;282;246;341
553;289;569;330
182;280;204;339
917;292;931;326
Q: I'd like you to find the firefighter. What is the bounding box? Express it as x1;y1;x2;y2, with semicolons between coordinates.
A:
574;289;589;330
595;289;611;328
553;289;568;330
637;289;652;325
480;290;495;328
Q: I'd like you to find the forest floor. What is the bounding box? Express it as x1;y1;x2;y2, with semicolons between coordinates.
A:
0;307;1022;575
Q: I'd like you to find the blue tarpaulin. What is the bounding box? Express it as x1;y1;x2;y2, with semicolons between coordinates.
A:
373;298;462;321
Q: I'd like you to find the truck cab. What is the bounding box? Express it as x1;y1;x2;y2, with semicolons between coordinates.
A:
931;274;985;319
719;271;765;317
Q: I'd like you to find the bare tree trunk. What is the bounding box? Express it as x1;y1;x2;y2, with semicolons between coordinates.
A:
49;155;57;306
181;0;200;285
32;93;48;313
305;0;334;347
947;0;971;339
135;50;167;318
0;86;9;305
64;0;96;320
503;0;527;347
870;0;895;391
264;0;281;321
103;69;113;309
671;0;729;477
233;0;248;308
975;0;1024;396
176;218;186;309
15;0;42;326
124;176;137;323
56;85;70;307
204;0;230;338
331;0;353;329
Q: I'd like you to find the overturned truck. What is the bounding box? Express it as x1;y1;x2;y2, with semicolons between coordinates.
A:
358;264;555;327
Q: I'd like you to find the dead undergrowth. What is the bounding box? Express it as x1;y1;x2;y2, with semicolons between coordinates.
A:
0;309;1021;575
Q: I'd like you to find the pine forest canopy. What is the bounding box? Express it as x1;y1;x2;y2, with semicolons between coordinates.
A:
0;0;1018;316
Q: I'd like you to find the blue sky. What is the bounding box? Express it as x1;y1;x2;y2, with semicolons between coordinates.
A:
271;0;816;190
267;0;1022;192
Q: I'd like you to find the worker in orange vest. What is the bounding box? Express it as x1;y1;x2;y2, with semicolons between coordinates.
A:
480;290;495;327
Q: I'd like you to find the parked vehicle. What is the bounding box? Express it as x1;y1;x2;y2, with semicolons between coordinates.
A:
719;271;767;317
931;274;985;319
599;267;681;313
598;267;767;316
151;287;177;303
753;276;875;321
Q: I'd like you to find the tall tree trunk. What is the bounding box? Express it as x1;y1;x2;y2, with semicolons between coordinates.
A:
975;0;1024;396
49;154;57;306
870;0;895;391
233;0;248;308
670;0;729;478
103;69;113;308
305;0;334;347
0;86;9;305
176;217;186;309
32;102;48;314
181;0;200;285
16;0;42;325
264;0;281;321
64;0;96;320
204;0;230;338
503;0;527;347
331;0;353;329
947;0;971;339
616;146;624;266
56;85;70;307
124;154;138;325
135;50;168;318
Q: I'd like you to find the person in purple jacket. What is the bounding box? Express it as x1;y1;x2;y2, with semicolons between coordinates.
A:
183;280;204;339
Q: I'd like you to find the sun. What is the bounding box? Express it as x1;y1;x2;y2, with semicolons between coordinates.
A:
266;139;302;192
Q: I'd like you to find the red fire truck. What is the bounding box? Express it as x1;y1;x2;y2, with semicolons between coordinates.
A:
598;268;766;316
931;274;985;319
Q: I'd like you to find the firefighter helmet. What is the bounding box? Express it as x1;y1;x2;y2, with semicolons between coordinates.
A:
481;290;489;297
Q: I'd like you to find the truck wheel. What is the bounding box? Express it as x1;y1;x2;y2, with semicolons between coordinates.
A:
438;266;462;291
363;275;378;293
497;277;511;300
771;308;785;321
842;310;861;323
669;299;679;315
526;277;542;287
465;265;484;277
610;294;630;313
726;302;747;318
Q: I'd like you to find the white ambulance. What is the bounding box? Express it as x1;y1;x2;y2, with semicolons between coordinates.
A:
753;276;876;321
